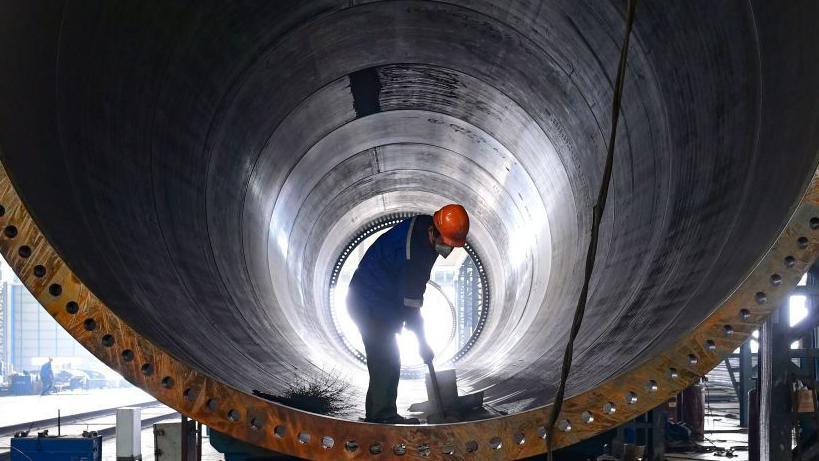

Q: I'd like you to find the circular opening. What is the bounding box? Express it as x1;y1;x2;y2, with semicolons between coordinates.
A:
121;349;134;362
344;440;358;453
603;402;617;415
581;411;594;424
183;388;195;401
249;417;262;430
328;215;489;373
321;436;334;449
489;437;502;450
440;443;456;455
65;301;79;314
705;339;716;351
811;217;819;230
393;443;406;455
536;426;548;439
369;442;383;455
770;273;783;286
739;309;751;321
141;363;154;376
688;354;698;365
785;256;796;268
228;410;240;422
417;444;431;457
4;225;17;238
101;334;114;347
274;426;286;439
0;205;5;216
83;318;96;331
161;376;174;388
798;236;809;249
206;398;219;412
48;283;62;297
18;245;31;258
668;368;679;379
625;392;638;405
646;380;658;392
33;265;46;277
465;440;479;453
298;432;311;444
513;432;526;445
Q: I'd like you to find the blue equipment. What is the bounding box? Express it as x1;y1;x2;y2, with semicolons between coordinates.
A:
10;433;102;461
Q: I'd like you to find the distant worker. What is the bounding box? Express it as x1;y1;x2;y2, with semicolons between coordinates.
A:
347;204;469;424
40;357;54;396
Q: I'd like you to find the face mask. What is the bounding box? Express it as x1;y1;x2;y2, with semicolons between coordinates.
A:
435;243;454;258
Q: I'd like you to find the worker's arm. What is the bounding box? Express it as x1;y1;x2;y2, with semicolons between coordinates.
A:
401;217;434;363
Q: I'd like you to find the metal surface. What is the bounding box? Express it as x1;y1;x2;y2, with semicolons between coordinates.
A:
0;1;818;459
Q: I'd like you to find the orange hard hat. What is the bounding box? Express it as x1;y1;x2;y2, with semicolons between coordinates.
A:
433;204;469;247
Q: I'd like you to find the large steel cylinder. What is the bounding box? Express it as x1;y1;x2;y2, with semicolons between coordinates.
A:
0;1;818;459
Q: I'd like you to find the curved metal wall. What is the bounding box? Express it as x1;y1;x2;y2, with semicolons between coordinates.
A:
0;1;818;459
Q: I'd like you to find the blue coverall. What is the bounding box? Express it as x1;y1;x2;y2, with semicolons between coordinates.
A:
347;215;439;421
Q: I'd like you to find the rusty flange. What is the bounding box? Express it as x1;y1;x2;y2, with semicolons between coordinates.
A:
1;159;818;460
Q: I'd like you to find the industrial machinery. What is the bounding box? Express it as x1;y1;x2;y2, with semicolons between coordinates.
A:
0;1;818;459
10;433;102;461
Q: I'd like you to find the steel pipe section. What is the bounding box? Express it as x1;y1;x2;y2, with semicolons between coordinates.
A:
1;0;819;457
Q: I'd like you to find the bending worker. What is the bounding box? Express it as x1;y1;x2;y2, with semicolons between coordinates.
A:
347;204;469;424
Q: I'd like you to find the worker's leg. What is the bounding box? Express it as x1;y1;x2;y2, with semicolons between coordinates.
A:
361;328;401;421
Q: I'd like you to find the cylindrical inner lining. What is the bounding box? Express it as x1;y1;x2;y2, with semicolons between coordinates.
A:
0;1;818;418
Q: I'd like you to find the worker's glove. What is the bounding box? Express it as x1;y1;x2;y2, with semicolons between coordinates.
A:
419;342;434;364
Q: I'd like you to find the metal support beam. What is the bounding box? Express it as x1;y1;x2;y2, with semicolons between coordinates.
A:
759;306;792;461
740;340;753;427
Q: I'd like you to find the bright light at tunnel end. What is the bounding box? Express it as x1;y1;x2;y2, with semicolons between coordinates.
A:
328;214;488;378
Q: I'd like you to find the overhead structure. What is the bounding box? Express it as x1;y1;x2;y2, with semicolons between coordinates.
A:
0;1;818;459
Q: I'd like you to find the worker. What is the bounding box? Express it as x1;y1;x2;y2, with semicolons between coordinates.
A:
347;204;469;424
40;357;54;396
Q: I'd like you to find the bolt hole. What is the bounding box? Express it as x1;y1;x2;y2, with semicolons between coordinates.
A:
646;380;658;392
183;388;195;401
48;284;62;297
785;256;796;268
603;402;617;415
489;437;503;450
369;442;383;455
101;334;114;347
688;354;699;365
811;217;819;230
536;426;548;439
249;417;262;431
705;339;717;351
0;205;5;216
417;443;430;457
121;350;134;362
558;419;572;432
33;265;46;278
344;440;358;452
798;236;810;249
321;436;334;449
274;426;285;438
465;440;479;453
65;301;79;314
227;410;240;422
18;246;31;258
581;411;594;424
161;376;174;388
440;443;456;455
625;392;638;405
393;443;406;456
83;318;96;331
206;398;219;412
740;309;751;321
755;292;767;304
668;368;679;379
723;325;734;336
4;225;17;239
141;363;154;376
298;432;310;444
513;432;526;445
770;273;783;287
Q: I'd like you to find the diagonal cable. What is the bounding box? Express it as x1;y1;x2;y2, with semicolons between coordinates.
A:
546;0;638;458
